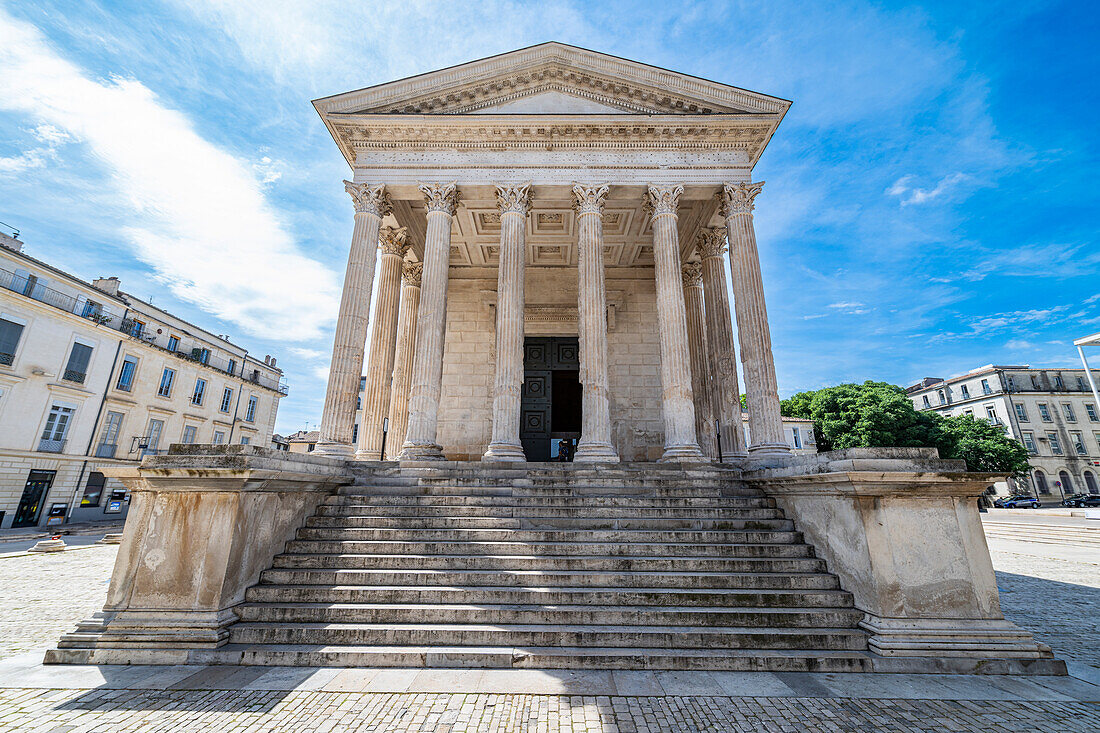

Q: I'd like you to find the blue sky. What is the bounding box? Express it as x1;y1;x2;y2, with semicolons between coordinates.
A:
0;1;1097;433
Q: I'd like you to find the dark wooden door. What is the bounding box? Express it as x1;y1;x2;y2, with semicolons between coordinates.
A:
13;470;54;528
521;337;580;461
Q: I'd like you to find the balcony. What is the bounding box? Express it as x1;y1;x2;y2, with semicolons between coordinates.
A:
38;438;66;453
62;369;86;384
0;351;12;366
95;442;118;458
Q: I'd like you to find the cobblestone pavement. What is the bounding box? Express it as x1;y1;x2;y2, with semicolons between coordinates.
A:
0;688;1096;732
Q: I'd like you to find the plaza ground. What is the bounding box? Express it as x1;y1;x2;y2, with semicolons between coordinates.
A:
0;510;1095;731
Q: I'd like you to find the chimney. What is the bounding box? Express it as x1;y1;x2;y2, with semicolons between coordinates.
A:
270;357;277;367
92;277;121;296
264;355;271;364
0;231;22;253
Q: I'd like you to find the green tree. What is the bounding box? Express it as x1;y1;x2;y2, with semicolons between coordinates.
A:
936;413;1031;477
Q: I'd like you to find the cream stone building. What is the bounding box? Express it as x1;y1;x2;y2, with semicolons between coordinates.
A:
0;229;285;529
908;365;1100;499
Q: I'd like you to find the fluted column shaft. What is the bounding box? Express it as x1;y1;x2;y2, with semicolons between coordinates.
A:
483;184;530;462
697;228;748;460
316;182;391;457
644;185;705;462
399;183;459;460
572;184;619;463
721;182;789;455
682;263;716;458
384;263;421;460
356;227;410;460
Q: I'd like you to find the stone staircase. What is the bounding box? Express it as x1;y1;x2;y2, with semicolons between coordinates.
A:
225;462;875;670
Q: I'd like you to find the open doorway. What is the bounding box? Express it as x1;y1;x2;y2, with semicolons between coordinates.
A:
521;337;582;461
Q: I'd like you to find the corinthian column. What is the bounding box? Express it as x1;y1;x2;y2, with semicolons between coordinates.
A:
697;228;748;460
571;184;619;463
398;183;459;461
483;184;531;462
643;185;705;462
355;226;411;460
720;182;789;455
315;181;391;457
682;262;716;458
385;262;422;460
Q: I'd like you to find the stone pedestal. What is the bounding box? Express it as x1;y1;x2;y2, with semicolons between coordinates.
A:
644;185;705;462
483;184;530;462
316;182;391;457
385;262;422;460
399;183;459;461
357;226;411;460
45;447;349;664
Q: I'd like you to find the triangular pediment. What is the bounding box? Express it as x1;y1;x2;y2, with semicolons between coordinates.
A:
314;42;790;117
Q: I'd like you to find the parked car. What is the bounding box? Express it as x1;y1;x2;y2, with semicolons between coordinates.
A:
993;495;1042;508
1063;494;1100;508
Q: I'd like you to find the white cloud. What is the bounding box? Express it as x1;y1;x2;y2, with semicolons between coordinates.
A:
252;155;284;185
887;172;969;206
0;8;339;341
826;301;869;315
0;123;74;176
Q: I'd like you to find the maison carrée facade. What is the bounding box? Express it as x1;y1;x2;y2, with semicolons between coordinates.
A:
312;43;795;464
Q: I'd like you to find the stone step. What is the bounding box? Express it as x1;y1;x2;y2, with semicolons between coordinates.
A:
235;597;861;621
228;644;873;671
262;554;834;575
339;486;752;499
303;515;794;531
279;540;817;559
315;502;779;517
292;528;804;544
255;568;846;592
227;621;868;650
324;494;774;509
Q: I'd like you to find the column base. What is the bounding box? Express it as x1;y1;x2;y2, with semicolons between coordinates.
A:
353;449;384;461
397;442;446;461
717;451;749;463
313;441;354;459
748;442;792;456
573;441;620;463
482;442;526;462
658;443;707;462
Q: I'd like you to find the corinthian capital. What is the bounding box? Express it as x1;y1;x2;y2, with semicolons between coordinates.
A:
496;183;531;216
681;261;703;287
571;183;609;216
418;182;460;215
695;228;728;259
344;181;392;217
642;184;684;220
718;181;764;218
401;261;423;287
379;226;410;257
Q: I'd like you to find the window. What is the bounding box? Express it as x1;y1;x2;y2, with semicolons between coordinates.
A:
167;335;180;352
981;379;992;395
1035;470;1050;495
1086;471;1099;495
791;426;803;449
80;472;107;507
40;404;74;452
157;367;175;397
81;300;101;319
182;425;197;444
1087;404;1099;422
1048;432;1063;455
191;378;206;406
985;406;999;424
128;319;145;338
922;395;931;408
1031;375;1041;389
1062;403;1076;422
245;395;257;422
1007;377;1015;391
1096;432;1100;451
1022;432;1037;454
96;411;123;458
192;347;210;365
356;396;361;410
1079;377;1087;391
240;436;251;445
352;424;359;443
212;430;225;445
1014;403;1028;422
961;385;970;399
227;358;237;376
0;317;24;365
115;355;137;391
360;376;367;391
145;419;164;452
220;387;233;413
1038;403;1052;422
63;342;93;383
1059;471;1073;493
1071;431;1087;455
1055;375;1065;390
938;389;946;405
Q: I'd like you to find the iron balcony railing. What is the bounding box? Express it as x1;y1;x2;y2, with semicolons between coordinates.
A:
0;351;12;366
95;442;118;458
62;369;86;384
38;438;66;453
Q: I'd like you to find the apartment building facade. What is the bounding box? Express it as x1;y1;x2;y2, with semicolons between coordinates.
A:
0;230;286;529
908;364;1100;499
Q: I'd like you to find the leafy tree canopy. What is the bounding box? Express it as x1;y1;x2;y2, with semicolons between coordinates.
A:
779;381;1030;476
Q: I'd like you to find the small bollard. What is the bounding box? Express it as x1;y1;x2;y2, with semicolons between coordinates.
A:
96;533;124;545
28;536;67;553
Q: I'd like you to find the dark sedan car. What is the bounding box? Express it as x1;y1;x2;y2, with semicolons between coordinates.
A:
1063;494;1100;508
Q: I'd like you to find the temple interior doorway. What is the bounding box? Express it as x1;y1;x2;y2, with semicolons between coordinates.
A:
521;337;582;461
